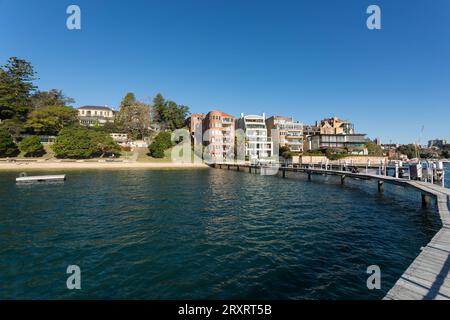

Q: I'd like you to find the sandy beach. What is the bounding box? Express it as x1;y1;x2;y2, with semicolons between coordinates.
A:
0;161;209;171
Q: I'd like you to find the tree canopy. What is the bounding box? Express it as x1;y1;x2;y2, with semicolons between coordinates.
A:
31;89;75;110
397;144;419;160
152;93;189;131
119;92;136;110
0;57;37;121
24;105;79;135
18;135;45;157
52;127;120;159
0;128;20;157
115;101;151;139
148;131;173;158
366;140;384;156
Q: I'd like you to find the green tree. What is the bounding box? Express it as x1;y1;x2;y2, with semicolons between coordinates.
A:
31;89;75;110
115;101;151;139
366;140;383;156
279;146;294;159
0;128;20;157
152;93;166;123
24;105;79;135
148;131;173;158
148;140;165;158
151;93;190;130
0;57;37;121
90;131;121;157
163;101;189;130
0;118;24;137
52;127;120;159
18;136;45;157
397;144;419;160
52;127;95;158
119;92;136;110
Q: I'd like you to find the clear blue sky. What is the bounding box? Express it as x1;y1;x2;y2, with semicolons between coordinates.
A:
1;0;449;144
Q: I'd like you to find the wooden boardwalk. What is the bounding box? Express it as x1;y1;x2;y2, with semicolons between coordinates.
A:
212;162;450;300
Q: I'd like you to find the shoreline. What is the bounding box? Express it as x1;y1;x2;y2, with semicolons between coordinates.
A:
0;161;209;171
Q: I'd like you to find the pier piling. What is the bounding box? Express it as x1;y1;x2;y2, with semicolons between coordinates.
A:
421;193;430;208
378;180;384;193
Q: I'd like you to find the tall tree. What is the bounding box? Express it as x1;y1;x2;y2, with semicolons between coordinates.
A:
163;101;189;131
151;93;189;130
24;105;79;135
152;93;166;123
0;128;20;157
115;102;151;139
0;57;37;121
31;89;75;110
119;92;136;110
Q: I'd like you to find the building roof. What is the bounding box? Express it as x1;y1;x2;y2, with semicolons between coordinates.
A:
188;113;206;119
207;110;235;118
78;105;113;111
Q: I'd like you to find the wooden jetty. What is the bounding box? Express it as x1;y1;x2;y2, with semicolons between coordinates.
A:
15;174;66;183
212;162;450;300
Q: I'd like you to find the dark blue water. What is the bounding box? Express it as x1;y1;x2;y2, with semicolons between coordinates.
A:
445;163;449;188
0;168;441;299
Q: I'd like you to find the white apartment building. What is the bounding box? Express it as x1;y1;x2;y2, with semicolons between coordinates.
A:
236;113;273;161
265;116;304;152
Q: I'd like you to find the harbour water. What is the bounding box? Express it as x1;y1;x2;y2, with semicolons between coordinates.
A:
445;163;449;188
0;168;443;299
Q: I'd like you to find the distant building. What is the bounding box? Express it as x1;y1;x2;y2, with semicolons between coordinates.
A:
110;133;128;144
202;110;235;161
303;124;320;136
428;139;448;149
305;134;367;153
265;116;303;152
237;113;273;160
381;143;400;150
319;117;354;135
304;117;366;154
78;106;115;126
375;137;381;146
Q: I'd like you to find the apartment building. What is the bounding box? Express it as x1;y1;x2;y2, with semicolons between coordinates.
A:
236;113;273;160
266;116;303;152
202;110;235;161
304;116;366;153
428;139;448;149
78;106;115;126
303;124;320;136
319;117;354;135
186;113;205;138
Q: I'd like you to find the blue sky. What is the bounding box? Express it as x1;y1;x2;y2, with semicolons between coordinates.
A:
1;0;449;144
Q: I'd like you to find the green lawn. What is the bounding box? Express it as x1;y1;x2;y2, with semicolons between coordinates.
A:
136;147;173;162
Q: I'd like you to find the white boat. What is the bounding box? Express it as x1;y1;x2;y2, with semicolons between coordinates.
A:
16;174;66;183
